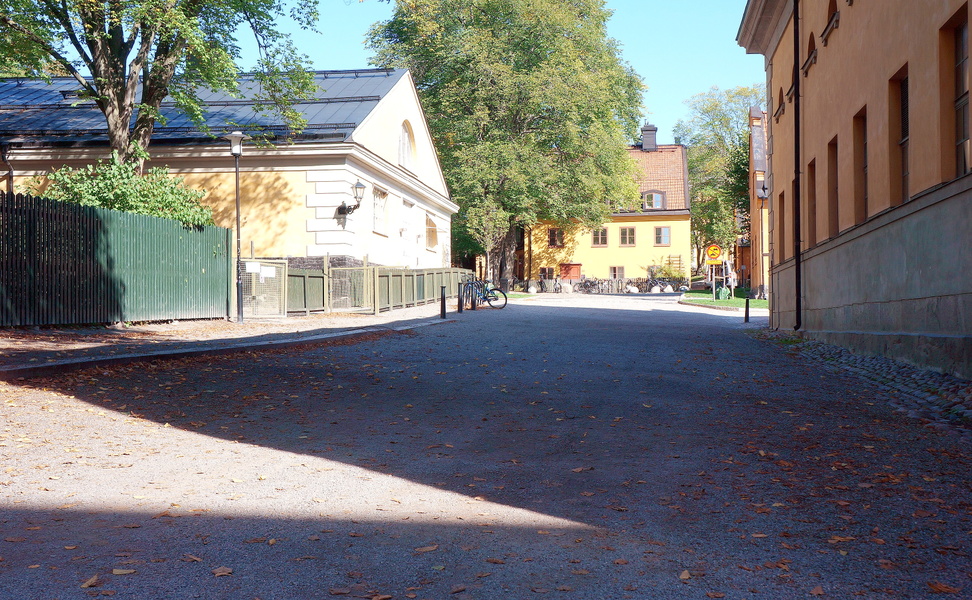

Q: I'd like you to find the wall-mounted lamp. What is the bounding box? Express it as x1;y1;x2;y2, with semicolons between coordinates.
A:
757;182;769;199
338;180;367;215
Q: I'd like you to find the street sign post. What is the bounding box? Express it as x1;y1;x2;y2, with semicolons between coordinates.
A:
705;245;723;300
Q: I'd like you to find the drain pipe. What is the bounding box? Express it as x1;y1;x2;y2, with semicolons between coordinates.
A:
792;0;803;331
0;143;12;195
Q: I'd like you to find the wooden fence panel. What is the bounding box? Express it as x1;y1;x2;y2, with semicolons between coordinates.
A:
0;192;230;326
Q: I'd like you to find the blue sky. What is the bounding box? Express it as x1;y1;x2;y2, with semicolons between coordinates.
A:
241;0;765;144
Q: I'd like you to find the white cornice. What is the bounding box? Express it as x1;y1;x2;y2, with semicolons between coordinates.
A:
737;0;791;56
8;140;459;216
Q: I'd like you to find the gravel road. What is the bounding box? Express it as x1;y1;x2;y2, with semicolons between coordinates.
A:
1;295;970;599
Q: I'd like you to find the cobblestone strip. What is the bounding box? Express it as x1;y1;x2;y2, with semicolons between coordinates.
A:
754;329;972;442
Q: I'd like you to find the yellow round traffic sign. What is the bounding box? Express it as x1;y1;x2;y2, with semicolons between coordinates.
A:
705;244;722;260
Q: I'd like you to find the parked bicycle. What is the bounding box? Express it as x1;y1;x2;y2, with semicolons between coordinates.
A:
462;277;508;308
573;278;602;294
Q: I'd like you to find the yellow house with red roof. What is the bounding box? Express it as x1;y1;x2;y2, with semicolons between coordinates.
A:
525;124;692;284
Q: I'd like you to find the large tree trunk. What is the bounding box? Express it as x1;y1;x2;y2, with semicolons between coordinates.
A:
498;225;518;282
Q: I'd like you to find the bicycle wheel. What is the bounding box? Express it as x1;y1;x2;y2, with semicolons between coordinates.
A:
485;288;507;308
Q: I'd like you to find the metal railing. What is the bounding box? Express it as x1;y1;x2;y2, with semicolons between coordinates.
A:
288;265;472;315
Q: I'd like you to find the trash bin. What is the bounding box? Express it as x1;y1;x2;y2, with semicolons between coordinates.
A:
500;278;509;292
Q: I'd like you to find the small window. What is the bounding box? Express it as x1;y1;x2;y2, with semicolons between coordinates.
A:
591;228;607;247
619;227;635;247
610;266;624;279
539;267;555;279
372;188;388;234
642;191;665;209
548;228;564;248
654;226;671;246
425;214;438;249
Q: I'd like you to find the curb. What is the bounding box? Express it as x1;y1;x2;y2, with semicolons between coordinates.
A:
0;318;454;382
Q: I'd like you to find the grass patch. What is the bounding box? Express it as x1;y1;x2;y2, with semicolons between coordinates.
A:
681;288;768;310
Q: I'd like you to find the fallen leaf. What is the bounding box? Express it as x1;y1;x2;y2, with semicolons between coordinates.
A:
181;554;203;562
450;585;466;594
111;569;136;575
614;559;629;565
414;544;439;553
572;569;590;575
557;586;574;591
706;594;726;599
212;566;233;577
927;581;961;593
913;510;936;518
679;570;691;580
486;558;505;564
571;467;594;473
810;586;824;596
80;574;100;588
328;588;350;596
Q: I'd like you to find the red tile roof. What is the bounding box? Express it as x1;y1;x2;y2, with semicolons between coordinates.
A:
626;144;690;211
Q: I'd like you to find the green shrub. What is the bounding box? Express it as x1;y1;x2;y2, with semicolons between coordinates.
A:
31;150;213;227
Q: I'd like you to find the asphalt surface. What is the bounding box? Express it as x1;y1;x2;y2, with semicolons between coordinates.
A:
1;295;970;599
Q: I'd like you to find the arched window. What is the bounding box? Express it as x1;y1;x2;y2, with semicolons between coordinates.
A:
802;33;818;76
822;0;840;45
399;121;416;171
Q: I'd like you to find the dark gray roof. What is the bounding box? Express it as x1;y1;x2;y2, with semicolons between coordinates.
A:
0;68;406;147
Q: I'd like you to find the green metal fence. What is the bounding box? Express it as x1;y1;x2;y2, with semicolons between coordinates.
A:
287;265;471;314
0;192;231;326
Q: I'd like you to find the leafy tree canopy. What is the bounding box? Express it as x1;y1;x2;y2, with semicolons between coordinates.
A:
0;0;323;163
29;150;214;227
368;0;643;278
674;85;762;268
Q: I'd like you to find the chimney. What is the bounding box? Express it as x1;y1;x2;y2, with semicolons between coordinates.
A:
641;122;658;152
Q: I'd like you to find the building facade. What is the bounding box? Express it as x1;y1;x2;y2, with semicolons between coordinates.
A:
525;124;692;284
748;107;771;299
0;69;457;271
738;0;972;378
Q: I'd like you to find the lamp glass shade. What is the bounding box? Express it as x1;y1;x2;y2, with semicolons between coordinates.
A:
352;180;367;202
223;131;250;156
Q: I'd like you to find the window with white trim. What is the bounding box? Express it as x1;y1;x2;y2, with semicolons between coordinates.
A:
372;187;388;234
399;121;416;171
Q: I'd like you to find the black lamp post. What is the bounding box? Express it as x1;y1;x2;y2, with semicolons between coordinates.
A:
223;130;249;323
338;180;367;215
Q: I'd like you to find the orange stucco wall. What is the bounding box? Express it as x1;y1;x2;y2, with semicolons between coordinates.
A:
767;1;969;259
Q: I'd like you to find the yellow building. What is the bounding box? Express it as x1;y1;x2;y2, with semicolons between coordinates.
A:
748;107;771;299
525;124;692;285
738;0;972;378
1;69;457;272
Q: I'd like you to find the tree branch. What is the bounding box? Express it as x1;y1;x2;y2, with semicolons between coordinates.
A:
0;13;94;96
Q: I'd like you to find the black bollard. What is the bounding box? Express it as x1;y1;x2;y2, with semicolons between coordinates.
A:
440;285;446;319
458;283;463;313
745;297;750;323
